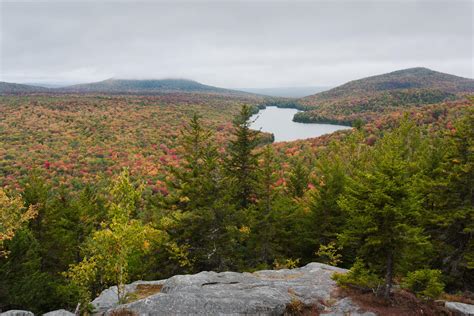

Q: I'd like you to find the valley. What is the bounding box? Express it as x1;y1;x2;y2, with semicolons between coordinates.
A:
0;68;473;315
2;1;473;314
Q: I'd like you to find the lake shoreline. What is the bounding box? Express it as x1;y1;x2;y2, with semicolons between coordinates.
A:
250;106;352;142
256;104;353;127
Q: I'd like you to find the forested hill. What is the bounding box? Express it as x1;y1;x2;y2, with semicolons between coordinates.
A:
58;78;251;95
295;67;474;124
305;67;473;99
0;82;49;94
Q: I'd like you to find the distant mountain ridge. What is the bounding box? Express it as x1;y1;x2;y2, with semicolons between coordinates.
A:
58;78;246;95
2;68;472;100
0;78;256;96
295;67;474;124
0;82;48;94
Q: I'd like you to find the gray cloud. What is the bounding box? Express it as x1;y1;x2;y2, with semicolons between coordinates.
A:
1;0;472;88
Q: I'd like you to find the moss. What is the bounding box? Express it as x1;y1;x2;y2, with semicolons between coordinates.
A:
123;284;163;303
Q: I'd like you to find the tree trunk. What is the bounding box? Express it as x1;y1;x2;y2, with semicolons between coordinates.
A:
383;252;393;299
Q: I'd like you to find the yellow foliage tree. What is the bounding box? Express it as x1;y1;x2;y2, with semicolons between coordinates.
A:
0;188;36;257
66;170;166;305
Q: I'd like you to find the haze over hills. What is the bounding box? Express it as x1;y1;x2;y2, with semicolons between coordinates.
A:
25;82;74;88
0;78;259;97
238;86;332;98
1;68;472;101
295;67;474;124
0;82;49;94
57;78;252;95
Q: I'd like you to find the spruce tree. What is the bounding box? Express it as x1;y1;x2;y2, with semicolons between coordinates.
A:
225;105;260;209
308;154;346;249
419;108;474;290
338;120;430;298
246;145;309;267
163;114;239;271
167;113;221;211
287;158;310;198
251;145;277;265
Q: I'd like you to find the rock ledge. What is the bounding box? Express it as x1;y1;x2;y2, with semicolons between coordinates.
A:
93;262;376;315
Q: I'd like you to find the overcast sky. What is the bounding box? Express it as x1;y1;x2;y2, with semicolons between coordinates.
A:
0;0;472;88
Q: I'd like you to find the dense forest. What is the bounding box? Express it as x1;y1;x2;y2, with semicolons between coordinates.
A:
0;91;472;313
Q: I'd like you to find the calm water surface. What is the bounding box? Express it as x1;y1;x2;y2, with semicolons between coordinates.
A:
250;106;351;142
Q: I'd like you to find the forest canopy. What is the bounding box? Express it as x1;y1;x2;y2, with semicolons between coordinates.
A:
0;93;472;313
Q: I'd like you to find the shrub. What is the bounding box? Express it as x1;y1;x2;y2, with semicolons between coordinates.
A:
315;242;342;266
273;258;300;270
401;269;444;299
332;259;382;293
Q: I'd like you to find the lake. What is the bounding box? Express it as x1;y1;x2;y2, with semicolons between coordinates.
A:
250;106;351;142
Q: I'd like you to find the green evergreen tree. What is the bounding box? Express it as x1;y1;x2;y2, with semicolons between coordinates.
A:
0;229;63;314
419;108;474;291
225;105;260;209
0;173;86;313
247;146;311;267
167;113;221;211
308;154;346;247
338;120;430;298
287;158;310;198
251;145;278;266
298;153;348;265
162;114;240;271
